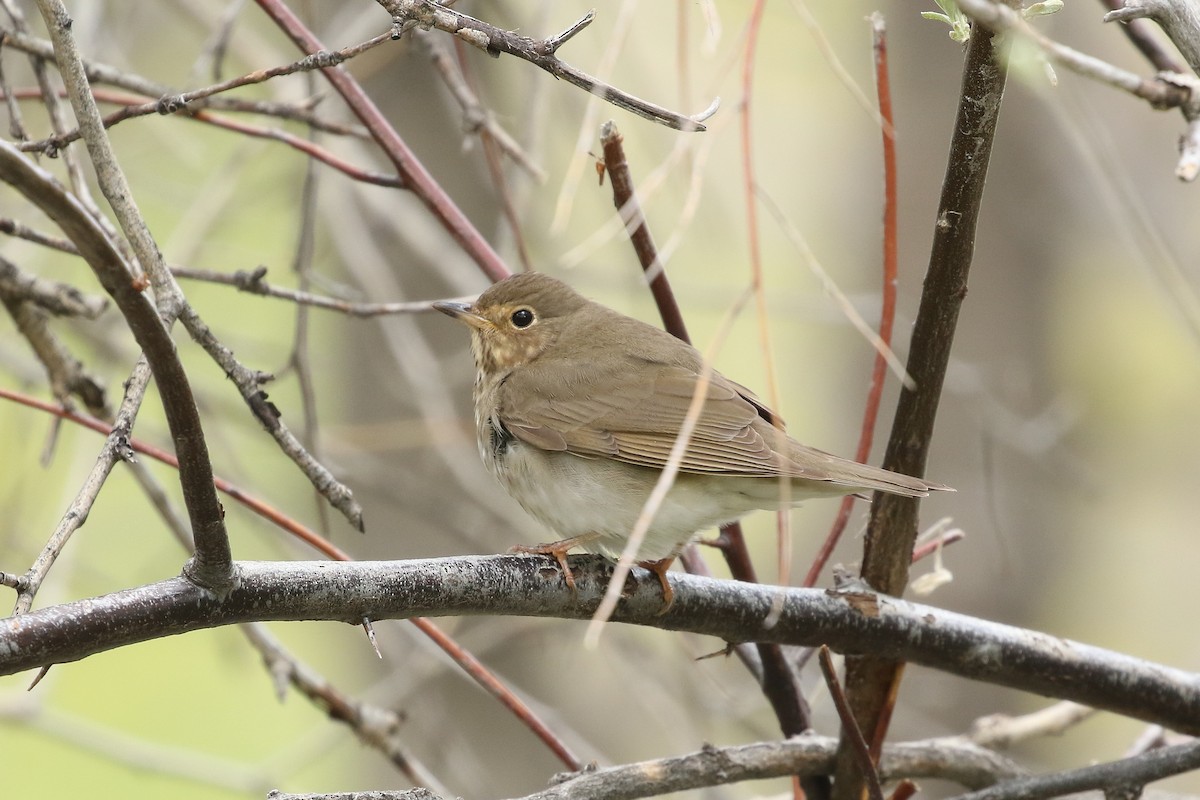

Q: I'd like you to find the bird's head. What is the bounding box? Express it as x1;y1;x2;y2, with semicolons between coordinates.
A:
433;272;590;374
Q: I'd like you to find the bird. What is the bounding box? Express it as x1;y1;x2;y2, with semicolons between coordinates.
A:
434;272;951;603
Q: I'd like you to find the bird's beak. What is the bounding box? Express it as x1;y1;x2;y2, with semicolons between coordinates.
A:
432;300;491;331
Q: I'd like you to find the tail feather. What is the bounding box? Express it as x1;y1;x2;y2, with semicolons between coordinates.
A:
787;443;954;498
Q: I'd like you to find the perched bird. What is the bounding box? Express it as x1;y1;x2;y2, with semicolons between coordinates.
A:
435;272;950;599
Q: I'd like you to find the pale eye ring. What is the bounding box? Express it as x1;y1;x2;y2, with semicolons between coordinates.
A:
510;308;534;328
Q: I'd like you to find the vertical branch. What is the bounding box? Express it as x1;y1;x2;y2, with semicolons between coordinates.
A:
832;22;1010;800
598;121;818;798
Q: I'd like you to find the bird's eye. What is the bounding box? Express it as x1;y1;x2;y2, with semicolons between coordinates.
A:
510;308;534;328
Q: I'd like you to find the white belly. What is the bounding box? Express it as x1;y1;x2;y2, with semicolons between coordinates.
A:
486;437;770;561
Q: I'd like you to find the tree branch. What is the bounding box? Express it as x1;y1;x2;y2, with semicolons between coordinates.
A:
835;19;1011;798
380;1;715;132
267;735;1023;800
3;556;1200;737
949;737;1200;800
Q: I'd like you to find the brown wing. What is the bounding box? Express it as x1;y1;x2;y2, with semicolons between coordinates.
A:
497;356;834;479
494;308;944;496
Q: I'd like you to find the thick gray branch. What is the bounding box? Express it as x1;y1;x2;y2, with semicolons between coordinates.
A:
2;556;1199;736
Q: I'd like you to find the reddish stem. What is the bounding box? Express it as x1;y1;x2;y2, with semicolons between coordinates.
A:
803;16;898;590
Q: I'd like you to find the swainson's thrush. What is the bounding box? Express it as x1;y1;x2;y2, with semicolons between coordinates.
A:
435;273;951;594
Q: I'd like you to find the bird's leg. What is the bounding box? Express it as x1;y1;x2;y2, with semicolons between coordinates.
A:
638;557;676;614
509;535;599;592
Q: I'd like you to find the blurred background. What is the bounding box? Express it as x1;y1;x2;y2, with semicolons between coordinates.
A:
1;1;1198;798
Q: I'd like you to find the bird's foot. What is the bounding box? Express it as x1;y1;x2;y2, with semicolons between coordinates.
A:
638;557;676;614
510;538;592;592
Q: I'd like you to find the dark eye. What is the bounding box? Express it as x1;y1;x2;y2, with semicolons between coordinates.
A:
510;308;534;328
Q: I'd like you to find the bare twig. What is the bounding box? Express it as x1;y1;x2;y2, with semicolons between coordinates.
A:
1103;0;1200;72
418;30;545;181
1100;0;1190;73
598;123;687;337
968;702;1097;749
10;357;153;613
0;278;109;416
0;27;371;137
172;266;470;315
267;735;1023;800
0;87;400;186
956;0;1192;110
0;0;93;212
960;0;1200;179
14;31;393;156
241;623;449;791
381;0;716;132
0;254;108;318
175;303;366;532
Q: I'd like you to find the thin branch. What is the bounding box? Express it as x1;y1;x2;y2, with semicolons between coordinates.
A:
0;275;110;417
1103;0;1200;72
597;120;814;764
12;31;393;156
805;14;902;589
0;0;94;212
1099;0;1190;73
241;623;450;792
0;87;400;186
172;266;471;315
4;558;1200;737
446;34;535;272
381;0;716;132
835;22;1010;798
0;254;108;318
956;0;1196;112
283;100;329;535
179;106;405;187
0;27;370;137
10;357;153;613
409;616;582;771
175;303;366;532
598;123;688;347
418;29;545;182
968;702;1097;749
521;736;1021;800
0;216;75;253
